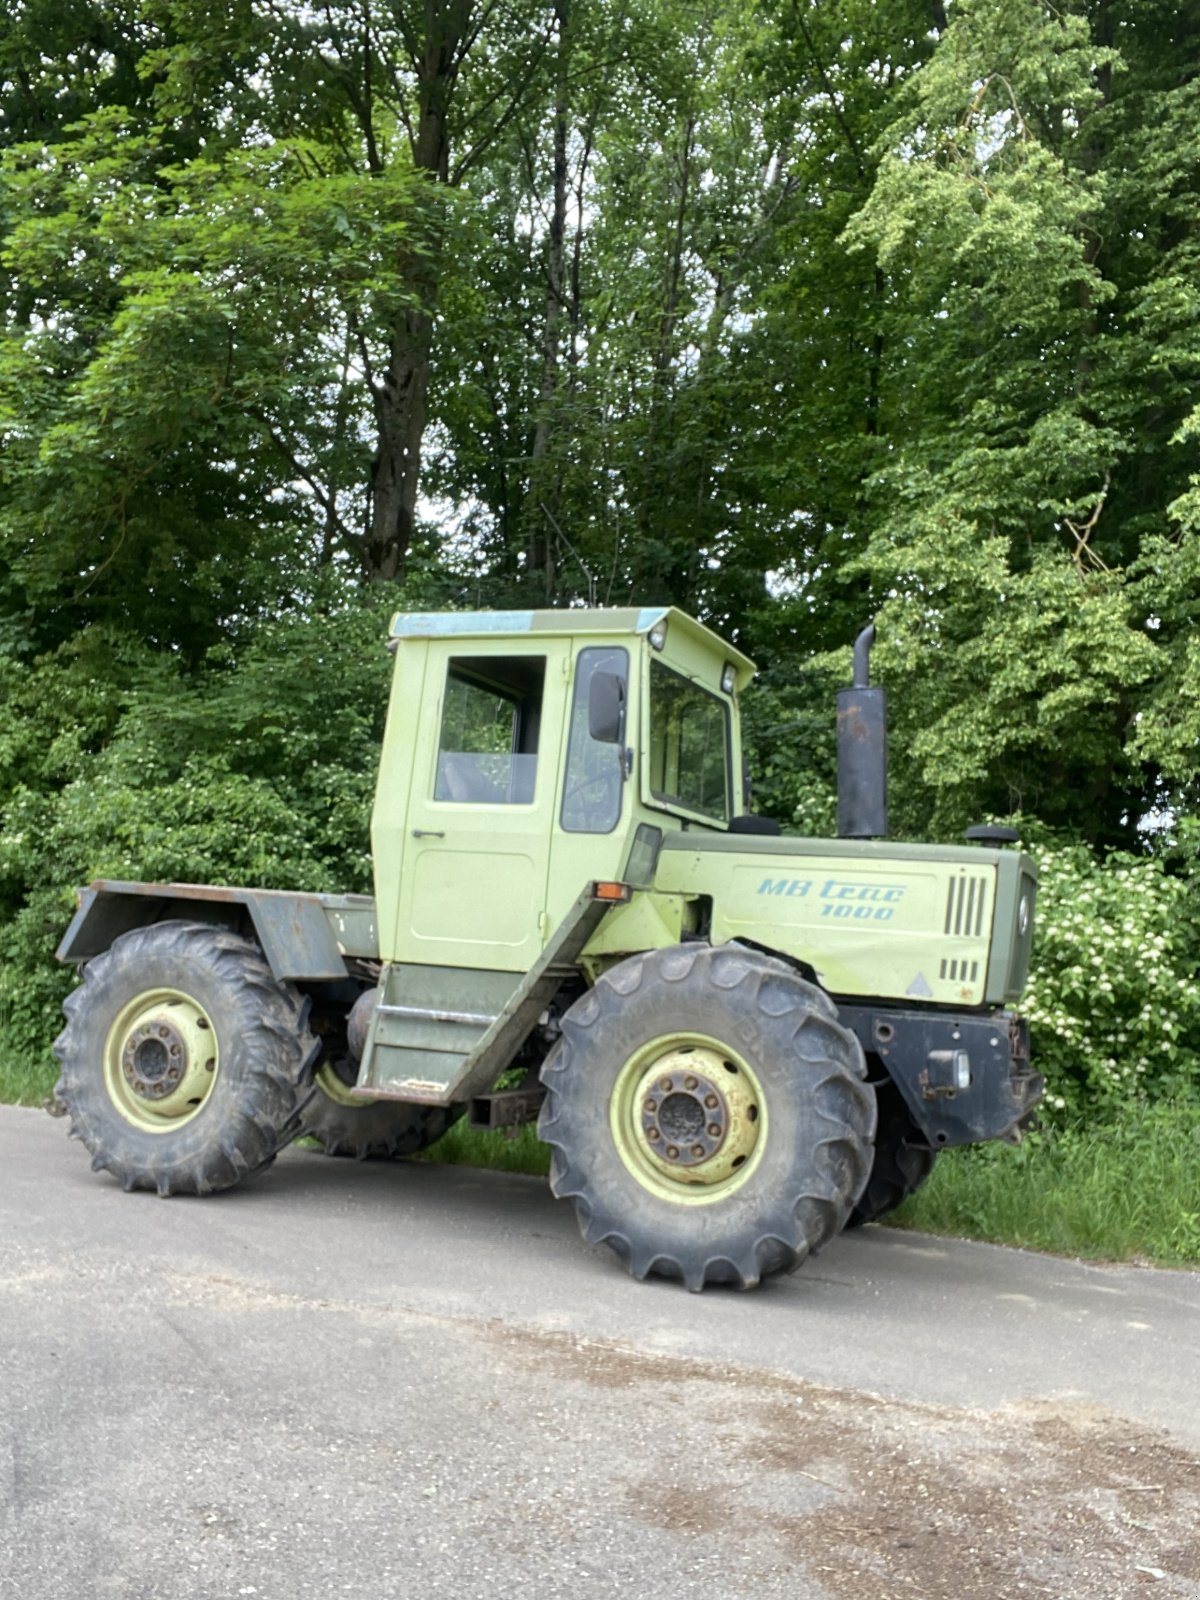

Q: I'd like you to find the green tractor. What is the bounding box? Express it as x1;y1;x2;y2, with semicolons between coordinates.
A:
53;607;1041;1290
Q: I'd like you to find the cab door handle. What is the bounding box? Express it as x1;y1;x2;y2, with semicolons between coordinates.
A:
411;829;446;839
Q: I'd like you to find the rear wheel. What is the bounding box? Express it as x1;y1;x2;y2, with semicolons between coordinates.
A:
299;1056;463;1159
53;920;316;1195
846;1080;935;1227
538;943;875;1290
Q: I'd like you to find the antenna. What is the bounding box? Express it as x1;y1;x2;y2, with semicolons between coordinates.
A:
540;502;596;607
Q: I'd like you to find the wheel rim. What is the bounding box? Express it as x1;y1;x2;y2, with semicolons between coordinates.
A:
102;988;220;1132
313;1059;379;1108
609;1034;767;1205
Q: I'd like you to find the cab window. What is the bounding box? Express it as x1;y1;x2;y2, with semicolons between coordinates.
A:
434;655;544;804
561;646;628;834
648;659;729;822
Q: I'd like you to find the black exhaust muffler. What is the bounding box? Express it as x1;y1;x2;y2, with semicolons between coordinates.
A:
837;623;887;838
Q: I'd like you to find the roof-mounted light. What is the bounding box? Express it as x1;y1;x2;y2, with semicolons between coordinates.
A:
721;662;737;694
648;620;668;651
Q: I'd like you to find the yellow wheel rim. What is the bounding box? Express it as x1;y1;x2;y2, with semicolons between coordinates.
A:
102;988;220;1133
609;1033;766;1206
313;1060;379;1108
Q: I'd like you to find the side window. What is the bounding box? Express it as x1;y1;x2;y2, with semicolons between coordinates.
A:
434;655;545;805
561;646;628;834
648;658;730;821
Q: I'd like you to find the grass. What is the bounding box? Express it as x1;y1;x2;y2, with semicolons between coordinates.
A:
417;1119;553;1177
892;1101;1200;1267
417;1100;1200;1269
0;1045;57;1107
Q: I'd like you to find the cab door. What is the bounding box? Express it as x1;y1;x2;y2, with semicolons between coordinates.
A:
391;639;569;972
544;641;634;935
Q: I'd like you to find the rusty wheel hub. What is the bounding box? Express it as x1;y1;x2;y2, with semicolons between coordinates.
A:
640;1065;730;1167
122;1018;189;1102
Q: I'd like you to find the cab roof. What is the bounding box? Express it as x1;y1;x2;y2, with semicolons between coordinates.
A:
388;606;756;688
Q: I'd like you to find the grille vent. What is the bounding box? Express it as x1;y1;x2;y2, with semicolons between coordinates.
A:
944;873;989;939
940;958;980;983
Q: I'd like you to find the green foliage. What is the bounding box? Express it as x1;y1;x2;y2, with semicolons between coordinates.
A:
739;646;842;836
414;1120;553;1178
1;109;423;651
1019;834;1200;1116
0;585;396;1063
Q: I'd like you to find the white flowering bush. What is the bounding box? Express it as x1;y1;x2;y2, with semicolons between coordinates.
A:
1021;838;1200;1118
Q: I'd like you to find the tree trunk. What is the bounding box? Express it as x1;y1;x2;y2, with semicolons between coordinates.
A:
368;256;438;581
525;1;571;599
365;2;472;583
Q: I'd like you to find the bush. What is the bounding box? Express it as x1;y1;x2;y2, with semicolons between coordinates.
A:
1020;835;1200;1117
0;589;394;1073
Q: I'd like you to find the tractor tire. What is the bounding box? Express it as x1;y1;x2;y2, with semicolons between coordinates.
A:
299;1057;463;1159
52;920;317;1196
538;943;876;1291
845;1080;936;1228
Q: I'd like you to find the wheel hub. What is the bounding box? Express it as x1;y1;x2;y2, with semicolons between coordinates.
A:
614;1041;764;1199
641;1066;729;1166
103;989;220;1131
122;1019;187;1101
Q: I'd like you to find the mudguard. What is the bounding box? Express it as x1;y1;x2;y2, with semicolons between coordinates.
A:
56;879;378;982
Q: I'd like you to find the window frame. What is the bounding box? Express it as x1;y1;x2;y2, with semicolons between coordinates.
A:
433;654;545;807
559;645;629;836
644;657;732;826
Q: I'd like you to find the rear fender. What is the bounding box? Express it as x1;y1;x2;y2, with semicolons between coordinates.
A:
57;879;376;982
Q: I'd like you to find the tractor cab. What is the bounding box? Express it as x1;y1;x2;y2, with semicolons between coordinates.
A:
370;607;753;973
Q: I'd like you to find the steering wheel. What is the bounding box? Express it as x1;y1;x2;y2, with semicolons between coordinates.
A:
561;767;622;831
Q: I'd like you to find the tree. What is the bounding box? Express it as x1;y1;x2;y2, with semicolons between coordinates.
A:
829;0;1196;845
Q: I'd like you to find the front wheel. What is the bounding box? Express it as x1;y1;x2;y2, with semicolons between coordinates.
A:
53;920;317;1195
538;943;876;1291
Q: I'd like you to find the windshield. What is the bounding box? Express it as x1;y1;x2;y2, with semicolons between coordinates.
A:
648;659;730;822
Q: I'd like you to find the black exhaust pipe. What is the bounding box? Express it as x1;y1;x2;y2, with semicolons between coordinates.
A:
837;623;888;838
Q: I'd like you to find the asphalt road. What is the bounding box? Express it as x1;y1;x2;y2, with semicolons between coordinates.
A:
1;1104;1198;1600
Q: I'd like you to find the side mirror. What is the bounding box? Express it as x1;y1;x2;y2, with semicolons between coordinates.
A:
588;670;626;744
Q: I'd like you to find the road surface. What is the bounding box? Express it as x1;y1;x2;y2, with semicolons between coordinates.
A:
1;1105;1197;1598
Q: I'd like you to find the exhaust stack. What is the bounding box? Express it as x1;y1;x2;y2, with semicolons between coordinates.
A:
837;623;888;839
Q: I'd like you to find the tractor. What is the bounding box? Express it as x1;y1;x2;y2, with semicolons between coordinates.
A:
52;606;1041;1289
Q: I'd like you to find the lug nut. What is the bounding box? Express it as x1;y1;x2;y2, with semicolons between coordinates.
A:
708;1123;721;1137
691;1144;704;1158
684;1075;698;1091
647;1126;661;1142
704;1094;718;1109
665;1145;679;1160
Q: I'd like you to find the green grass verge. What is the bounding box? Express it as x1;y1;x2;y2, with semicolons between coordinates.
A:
418;1119;553;1177
418;1101;1200;1268
0;1046;57;1107
892;1102;1200;1267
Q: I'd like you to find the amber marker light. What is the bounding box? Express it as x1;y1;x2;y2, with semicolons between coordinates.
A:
593;881;633;903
